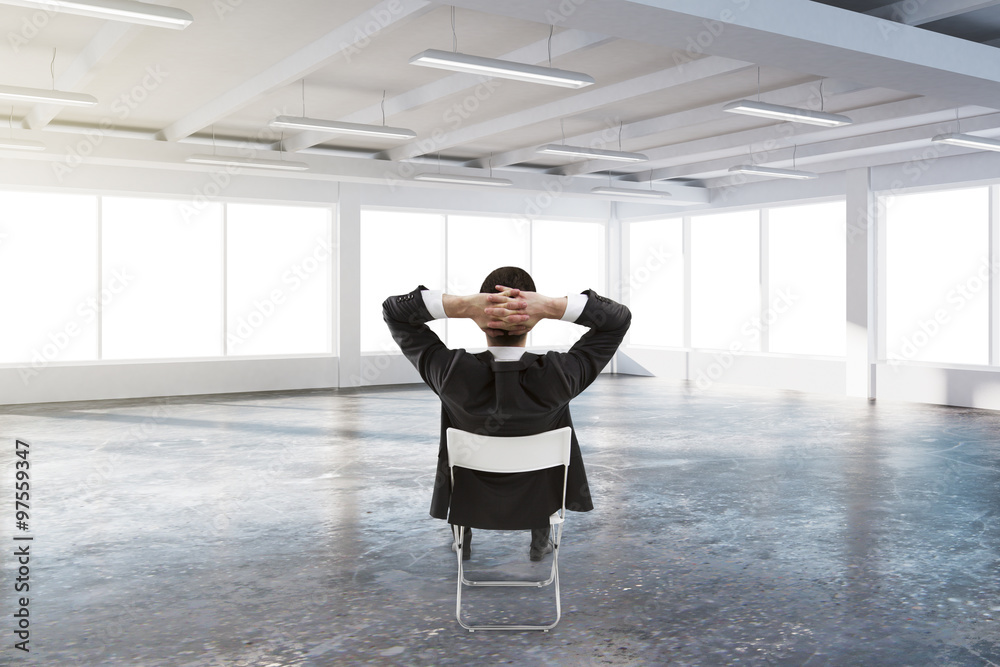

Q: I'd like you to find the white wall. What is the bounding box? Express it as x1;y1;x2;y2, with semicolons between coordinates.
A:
617;151;1000;412
0;163;612;405
2;356;338;405
874;362;1000;410
621;348;846;396
7;149;1000;411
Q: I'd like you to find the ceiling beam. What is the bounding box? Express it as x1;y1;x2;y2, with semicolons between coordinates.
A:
631;110;1000;182
465;145;543;169
23;21;138;130
280;28;612;153
5;130;709;202
158;0;433;142
614;98;987;181
445;0;1000;108
376;54;753;162
542;78;870;176
16;0;193;130
470;77;861;170
866;0;1000;26
562;78;866;148
704;138;1000;191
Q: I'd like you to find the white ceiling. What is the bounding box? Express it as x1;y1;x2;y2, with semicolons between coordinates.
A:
2;0;1000;196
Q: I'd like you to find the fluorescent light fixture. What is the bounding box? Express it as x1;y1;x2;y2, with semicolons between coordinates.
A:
409;49;595;89
0;138;45;151
270;116;416;140
728;164;818;180
590;186;672;200
185;155;309;171
538;144;647;163
932;132;1000;152
414;172;512;187
0;0;193;29
723;100;852;127
0;84;97;107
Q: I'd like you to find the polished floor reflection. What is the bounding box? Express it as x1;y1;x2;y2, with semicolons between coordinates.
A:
1;376;999;665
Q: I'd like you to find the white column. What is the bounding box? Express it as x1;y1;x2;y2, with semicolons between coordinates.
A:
607;203;623;302
846;168;876;399
338;183;362;388
990;185;1000;365
759;208;770;353
97;197;104;360
608;203;622;373
619;213;631;308
682;216;692;381
222;203;228;357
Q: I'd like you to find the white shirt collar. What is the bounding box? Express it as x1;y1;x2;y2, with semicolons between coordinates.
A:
488;347;526;361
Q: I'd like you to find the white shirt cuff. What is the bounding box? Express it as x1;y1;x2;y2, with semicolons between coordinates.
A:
560;293;588;322
421;290;447;320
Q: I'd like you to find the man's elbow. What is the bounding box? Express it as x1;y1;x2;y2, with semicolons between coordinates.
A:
616;307;632;335
382;298;399;326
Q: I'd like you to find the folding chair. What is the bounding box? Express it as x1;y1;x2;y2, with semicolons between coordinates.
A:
446;426;573;632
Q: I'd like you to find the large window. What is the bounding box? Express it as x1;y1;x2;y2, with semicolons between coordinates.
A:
885;187;989;366
768;201;846;356
360;210;445;354
0;192;99;365
0;192;333;365
630;204;846;356
690;210;761;351
102;197;224;360
531;219;605;348
227;203;332;356
360;211;606;353
628;218;684;347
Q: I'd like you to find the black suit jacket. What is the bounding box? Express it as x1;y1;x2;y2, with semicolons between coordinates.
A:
382;287;631;529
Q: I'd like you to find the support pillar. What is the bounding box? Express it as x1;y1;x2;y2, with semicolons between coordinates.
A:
846;168;877;399
338;183;362;387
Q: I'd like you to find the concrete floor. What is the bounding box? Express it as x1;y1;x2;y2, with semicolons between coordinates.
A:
1;375;999;666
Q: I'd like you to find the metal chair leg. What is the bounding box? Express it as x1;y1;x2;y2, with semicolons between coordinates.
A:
454;523;563;631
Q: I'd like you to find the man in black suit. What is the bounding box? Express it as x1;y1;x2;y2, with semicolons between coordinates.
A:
382;266;631;560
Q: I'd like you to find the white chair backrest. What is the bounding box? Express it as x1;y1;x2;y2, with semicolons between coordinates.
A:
446;427;572;474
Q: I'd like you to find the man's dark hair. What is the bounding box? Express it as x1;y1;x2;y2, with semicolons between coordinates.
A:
480;266;535;294
480;266;534;344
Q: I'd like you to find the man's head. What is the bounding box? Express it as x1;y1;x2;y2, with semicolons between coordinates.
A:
480;266;534;347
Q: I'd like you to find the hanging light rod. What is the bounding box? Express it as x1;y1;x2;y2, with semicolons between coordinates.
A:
409;49;594;89
728;164;818;180
0;0;193;29
538;144;647;163
723;100;852;127
270;116;416;140
590;186;672;200
413;172;512;187
185;155;309;171
0;84;97;107
931;132;1000;153
0;138;45;151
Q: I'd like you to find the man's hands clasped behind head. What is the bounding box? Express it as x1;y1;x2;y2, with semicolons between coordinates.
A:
483;285;531;337
483;284;568;338
443;285;569;339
